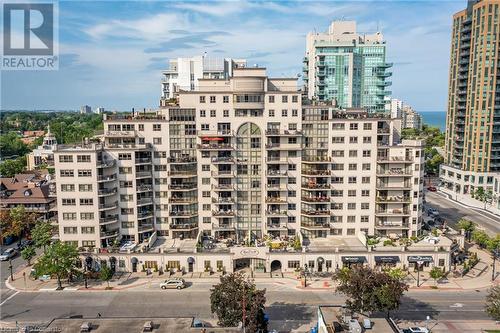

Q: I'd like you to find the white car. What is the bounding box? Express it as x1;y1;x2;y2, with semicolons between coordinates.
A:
404;327;430;333
160;278;186;290
0;248;17;261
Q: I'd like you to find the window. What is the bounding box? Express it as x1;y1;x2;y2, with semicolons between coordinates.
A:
122;221;134;228
118;153;131;160
120;194;133;202
292;95;298;103
59;155;73;163
349;137;358;144
362;163;371;171
348;190;356;197
289;123;297;131
282;109;287;117
203;217;211;224
153;137;162;145
288;177;296;184
361;190;370;197
202;165;210;171
200;110;206;117
223;96;229;103
75;155;90;164
332;151;344;157
349;123;358;130
269;95;275;103
60;170;74;177
78;169;92;177
223;110;229;117
348;177;357;184
81;227;95;234
139;124;144;131
120;181;133;188
292;109;298;117
62;199;76;206
202;178;210;185
79;198;93;206
210;110;216;117
347;216;356;223
61;184;75;192
62;213;76;220
79;184;92;192
332;163;344;170
348;163;357;171
347;228;355;235
362;150;371;157
282;95;288;103
363;137;371;144
361;203;369;210
269;109;275;117
332;136;345;143
332;190;343;197
362;177;370;184
331;177;343;184
363;123;372;130
361;216;369;223
121;208;133;215
349;150;357;157
119;167;132;174
288;203;296;210
332;123;345;130
82;240;96;247
199;96;206;103
202;191;210;197
81;213;94;220
288;261;300;269
201;124;209;131
63;227;77;234
348;203;356;210
203;204;210;211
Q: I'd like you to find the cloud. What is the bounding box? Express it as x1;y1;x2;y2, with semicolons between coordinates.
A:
173;1;251;16
144;31;231;53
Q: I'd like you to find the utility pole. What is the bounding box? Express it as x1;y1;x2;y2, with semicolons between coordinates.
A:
242;283;246;333
9;259;14;281
492;246;499;281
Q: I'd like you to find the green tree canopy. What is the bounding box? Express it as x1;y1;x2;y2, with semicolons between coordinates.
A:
21;246;36;266
0;206;35;241
486;286;500;321
334;266;408;316
210;272;267;332
0;132;29;158
31;221;54;250
0;156;26;177
33;241;79;289
100;265;113;288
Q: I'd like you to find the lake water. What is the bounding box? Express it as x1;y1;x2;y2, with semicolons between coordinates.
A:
420;111;446;132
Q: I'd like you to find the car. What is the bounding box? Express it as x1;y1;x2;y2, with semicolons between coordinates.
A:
160;278;186;290
427;186;437;192
403;327;430;333
0;248;18;261
16;240;34;250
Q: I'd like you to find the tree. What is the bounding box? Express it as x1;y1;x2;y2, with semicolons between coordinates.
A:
0;132;29;158
333;266;408;316
210;272;267;332
486;286;500;321
21;246;36;266
472;230;490;248
457;218;475;241
385;267;407;281
473;187;493;209
0;156;26;177
429;267;444;286
31;221;53;250
100;265;113;288
0;206;34;244
33;241;79;290
425;152;444;175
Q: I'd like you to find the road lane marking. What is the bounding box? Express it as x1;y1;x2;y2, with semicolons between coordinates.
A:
0;291;19;307
449;303;464;308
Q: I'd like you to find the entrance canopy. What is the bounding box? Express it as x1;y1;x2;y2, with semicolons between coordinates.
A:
407;255;433;263
341;256;366;264
375;256;400;264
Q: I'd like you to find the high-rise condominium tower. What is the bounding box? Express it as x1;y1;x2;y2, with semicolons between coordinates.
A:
303;21;392;113
441;0;500;200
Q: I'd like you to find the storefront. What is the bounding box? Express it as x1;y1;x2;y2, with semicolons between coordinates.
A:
374;256;400;269
341;256;367;268
407;255;433;271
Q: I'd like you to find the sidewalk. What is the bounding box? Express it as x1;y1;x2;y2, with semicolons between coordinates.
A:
439;187;500;217
6;246;498;292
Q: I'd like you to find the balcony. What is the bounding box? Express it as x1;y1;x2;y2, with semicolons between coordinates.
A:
266;183;288;191
376;182;412;190
169;197;197;204
302;156;331;163
375;209;411;216
100;215;119;225
105;130;136;138
137;198;154;206
265;197;287;203
267;170;288;177
98;188;117;197
167;156;196;164
266;157;290;164
100;228;119;239
377;128;390;134
267;224;288;230
97;174;117;182
137;212;154;219
198;130;234;137
211;156;235;164
212;184;234;191
168;183;197;190
213;222;236;231
98;201;118;211
97;160;116;168
212;210;236;217
265;129;302;136
138;224;154;232
136;171;152;179
376;168;412;177
266;210;288;216
375;196;411;203
301;183;330;190
302;170;330;176
135;157;151;165
169;211;197;217
377;156;414;163
212;197;234;204
265;143;301;150
301;223;330;230
301;196;330;203
169;223;198;230
137;184;153;192
302;209;331;216
197;143;234;150
376;223;409;229
168;170;197;177
211;170;235;177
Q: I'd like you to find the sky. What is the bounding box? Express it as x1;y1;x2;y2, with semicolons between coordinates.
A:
1;0;465;112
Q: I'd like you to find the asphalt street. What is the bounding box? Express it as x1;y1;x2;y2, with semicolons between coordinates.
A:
0;281;490;332
0;243;36;304
425;191;500;235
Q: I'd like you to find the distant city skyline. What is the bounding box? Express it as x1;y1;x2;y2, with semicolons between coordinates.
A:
1;1;464;111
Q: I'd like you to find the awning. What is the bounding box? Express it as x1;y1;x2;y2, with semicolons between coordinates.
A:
131;257;139;264
187;257;195;264
202;137;224;141
317;257;325;264
408;255;433;263
375;256;400;264
341;256;366;264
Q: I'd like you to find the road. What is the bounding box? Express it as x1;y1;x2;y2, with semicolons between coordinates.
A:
425;191;500;235
0;281;490;332
0;243;35;304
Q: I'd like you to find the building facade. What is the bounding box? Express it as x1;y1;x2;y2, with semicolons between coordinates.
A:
402;105;422;130
160;55;246;104
303;21;392;113
53;68;436;273
27;126;57;170
441;0;500;207
80;105;92;114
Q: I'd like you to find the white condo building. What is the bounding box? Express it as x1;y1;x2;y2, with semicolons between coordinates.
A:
160;55;246;104
54;68;453;275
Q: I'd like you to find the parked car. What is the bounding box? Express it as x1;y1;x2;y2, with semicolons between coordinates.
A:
0;248;18;261
427;186;437;192
16;240;34;250
160;278;186;290
403;327;430;333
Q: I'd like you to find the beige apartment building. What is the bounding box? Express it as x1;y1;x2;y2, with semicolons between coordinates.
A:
53;67;446;274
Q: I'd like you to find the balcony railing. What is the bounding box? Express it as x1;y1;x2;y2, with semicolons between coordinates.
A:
135;157;151;164
265;129;302;136
301;183;330;189
167;156;196;163
98;201;118;210
376;196;411;203
137;212;153;219
100;229;119;238
100;215;119;224
301;196;330;203
375;209;410;215
137;184;153;192
211;170;234;177
377;156;414;163
266;210;288;216
169;223;198;230
212;210;236;216
302;156;331;163
302;170;330;176
211;157;235;164
302;209;331;216
98;188;117;196
168;170;197;176
97;174;117;182
136;171;152;178
265;197;287;203
267;170;288;177
97;160;116;168
169;211;197;216
197;143;234;150
168;184;197;190
212;197;234;204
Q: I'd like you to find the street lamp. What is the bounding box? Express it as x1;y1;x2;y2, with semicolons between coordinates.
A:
416;261;423;287
9;259;14;281
303;264;309;288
